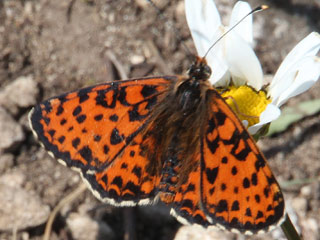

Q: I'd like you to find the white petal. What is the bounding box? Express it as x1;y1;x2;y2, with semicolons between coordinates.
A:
248;104;281;134
268;68;298;104
185;0;221;57
271;32;320;89
225;32;263;90
229;1;253;45
210;69;231;87
273;56;320;106
206;28;230;85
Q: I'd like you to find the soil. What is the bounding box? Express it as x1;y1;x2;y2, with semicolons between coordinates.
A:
0;0;319;240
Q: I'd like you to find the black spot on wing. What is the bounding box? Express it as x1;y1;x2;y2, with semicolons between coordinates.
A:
128;97;155;122
141;85;157;97
264;186;270;198
103;145;109;154
181;199;194;209
216;199;228;213
118;87;130;106
58;136;65;144
234;187;239;194
96;88;117;109
206;135;219;155
255;194;261;203
101;175;108;185
94;114;103;121
221;157;228;164
209;187;215;195
231;201;239;211
128;106;146;121
214;111;227;126
222;130;251;161
123;181;143;198
60;118;67;125
256;211;264;219
230;217;240;228
78;88;91;103
220;183;226;191
255;155;266;171
56;105;64;116
79;146;93;163
110;128;123;145
186;183;195;192
132;166;142;178
111;176;123;188
205;167;219;184
243;177;250;188
245;208;252;217
231;166;237;175
94;135;101;142
109;114;118;122
76;114;86;123
251;173;258;186
73;106;82;116
121;163;128;169
48;129;56;137
130;150;135;157
72;137;80;149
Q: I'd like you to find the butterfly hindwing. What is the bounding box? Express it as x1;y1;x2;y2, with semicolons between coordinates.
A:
171;156;211;226
82;131;162;205
29;77;174;203
199;90;285;234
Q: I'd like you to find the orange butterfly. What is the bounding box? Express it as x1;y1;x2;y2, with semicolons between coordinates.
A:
29;56;284;234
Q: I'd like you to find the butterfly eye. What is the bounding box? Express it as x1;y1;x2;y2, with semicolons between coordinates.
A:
202;64;212;79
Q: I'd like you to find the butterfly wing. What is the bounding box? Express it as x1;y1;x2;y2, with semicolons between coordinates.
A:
29;76;174;204
171;159;212;226
199;90;285;234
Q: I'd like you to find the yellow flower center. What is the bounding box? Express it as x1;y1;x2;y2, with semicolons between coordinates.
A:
219;85;271;127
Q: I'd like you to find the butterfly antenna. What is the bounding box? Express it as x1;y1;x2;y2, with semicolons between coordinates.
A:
203;5;269;59
146;0;194;61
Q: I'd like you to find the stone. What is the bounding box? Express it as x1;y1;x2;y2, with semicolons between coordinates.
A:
292;197;308;217
0;172;50;231
300;185;312;197
0;107;25;152
67;213;114;240
0;153;14;173
0;75;38;115
174;225;232;240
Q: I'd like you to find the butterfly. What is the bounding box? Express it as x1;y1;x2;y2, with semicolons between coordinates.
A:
29;56;285;235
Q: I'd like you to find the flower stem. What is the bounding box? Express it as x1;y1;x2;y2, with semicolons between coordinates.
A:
281;214;301;240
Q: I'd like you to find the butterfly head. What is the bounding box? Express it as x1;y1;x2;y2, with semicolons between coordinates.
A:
187;56;212;82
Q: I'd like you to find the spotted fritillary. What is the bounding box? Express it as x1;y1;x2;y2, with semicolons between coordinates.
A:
29;56;285;235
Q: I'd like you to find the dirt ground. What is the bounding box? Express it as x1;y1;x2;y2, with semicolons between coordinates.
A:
0;0;320;240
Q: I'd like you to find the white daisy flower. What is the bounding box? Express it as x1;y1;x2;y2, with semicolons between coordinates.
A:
185;0;320;135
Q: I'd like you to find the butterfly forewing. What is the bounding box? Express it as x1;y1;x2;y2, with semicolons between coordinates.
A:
199;90;285;233
29;77;173;202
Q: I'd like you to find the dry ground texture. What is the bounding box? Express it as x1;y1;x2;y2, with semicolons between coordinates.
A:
0;0;320;240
